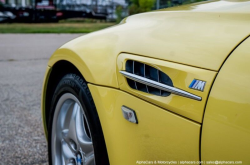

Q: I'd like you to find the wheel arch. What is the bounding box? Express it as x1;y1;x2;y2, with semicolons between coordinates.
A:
42;59;84;138
42;47;99;139
42;41;119;140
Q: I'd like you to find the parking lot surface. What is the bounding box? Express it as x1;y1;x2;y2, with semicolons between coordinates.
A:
0;34;84;164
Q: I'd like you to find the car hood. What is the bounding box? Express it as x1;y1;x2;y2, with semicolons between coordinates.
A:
115;0;250;71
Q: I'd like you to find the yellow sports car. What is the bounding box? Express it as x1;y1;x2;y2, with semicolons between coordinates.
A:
41;1;250;164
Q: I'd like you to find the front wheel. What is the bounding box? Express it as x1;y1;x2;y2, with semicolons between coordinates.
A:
48;74;109;165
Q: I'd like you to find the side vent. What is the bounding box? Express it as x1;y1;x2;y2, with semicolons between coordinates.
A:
125;60;173;97
120;60;202;101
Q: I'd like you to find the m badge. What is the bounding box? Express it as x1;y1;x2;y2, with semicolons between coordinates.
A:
189;79;206;92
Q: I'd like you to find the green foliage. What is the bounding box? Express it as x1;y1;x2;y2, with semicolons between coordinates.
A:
129;0;156;15
128;0;208;15
139;0;156;11
182;0;206;5
0;22;116;33
115;5;123;23
128;3;140;15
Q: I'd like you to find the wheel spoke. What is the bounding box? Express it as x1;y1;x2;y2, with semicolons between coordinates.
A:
79;142;94;155
75;109;93;154
58;100;74;131
61;139;76;165
52;93;96;165
84;152;95;165
65;102;93;154
64;102;81;151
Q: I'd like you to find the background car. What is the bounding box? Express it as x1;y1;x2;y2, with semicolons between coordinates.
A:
42;0;250;164
0;11;15;22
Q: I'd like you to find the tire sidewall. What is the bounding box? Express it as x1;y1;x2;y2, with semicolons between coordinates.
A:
47;74;109;165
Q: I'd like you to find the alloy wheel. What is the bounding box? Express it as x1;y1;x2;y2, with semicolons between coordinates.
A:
51;93;95;165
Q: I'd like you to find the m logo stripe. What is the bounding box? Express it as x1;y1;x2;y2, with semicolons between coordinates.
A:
189;79;206;92
189;79;197;88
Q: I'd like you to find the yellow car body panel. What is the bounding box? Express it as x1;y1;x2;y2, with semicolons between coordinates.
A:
41;66;51;139
48;47;119;88
163;0;250;12
88;84;200;165
201;37;250;164
42;0;250;163
48;0;250;89
117;53;217;123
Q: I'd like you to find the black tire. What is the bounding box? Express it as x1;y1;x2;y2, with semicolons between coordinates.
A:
48;73;109;165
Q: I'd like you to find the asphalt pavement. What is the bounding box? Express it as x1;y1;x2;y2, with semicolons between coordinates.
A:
0;34;84;164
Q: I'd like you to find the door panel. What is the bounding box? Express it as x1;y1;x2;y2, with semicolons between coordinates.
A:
89;84;200;165
201;37;250;164
117;53;217;123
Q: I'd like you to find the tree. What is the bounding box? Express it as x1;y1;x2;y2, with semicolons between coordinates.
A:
129;0;156;15
115;5;123;23
139;0;156;11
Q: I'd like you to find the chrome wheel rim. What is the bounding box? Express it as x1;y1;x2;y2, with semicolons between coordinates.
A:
51;93;95;165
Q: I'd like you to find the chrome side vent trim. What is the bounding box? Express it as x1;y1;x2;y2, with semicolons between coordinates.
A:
125;60;173;97
120;60;202;101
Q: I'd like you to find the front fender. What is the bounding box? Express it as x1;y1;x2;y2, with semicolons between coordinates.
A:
48;22;127;88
